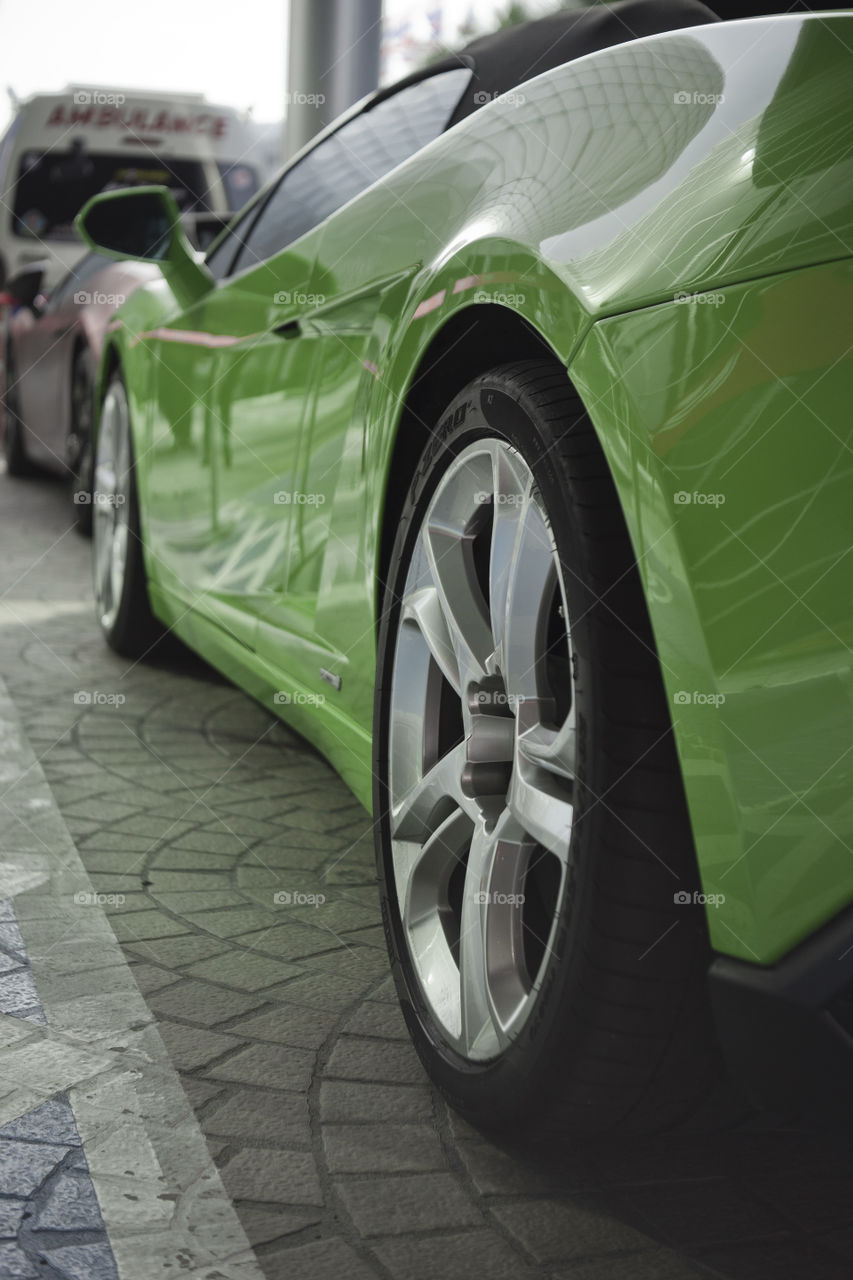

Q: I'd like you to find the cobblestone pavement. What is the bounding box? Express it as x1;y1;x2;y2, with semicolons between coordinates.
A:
3;462;853;1280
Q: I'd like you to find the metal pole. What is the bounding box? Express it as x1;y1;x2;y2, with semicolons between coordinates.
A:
284;0;382;162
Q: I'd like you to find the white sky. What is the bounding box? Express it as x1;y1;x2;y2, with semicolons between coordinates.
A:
0;0;557;136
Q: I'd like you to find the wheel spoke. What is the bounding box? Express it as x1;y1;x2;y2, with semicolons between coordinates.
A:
387;436;576;1062
509;765;573;862
490;483;555;706
390;741;474;842
400;586;460;693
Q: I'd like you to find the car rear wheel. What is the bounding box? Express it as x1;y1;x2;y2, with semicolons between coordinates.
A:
1;347;36;477
374;360;724;1138
93;372;163;658
69;347;96;534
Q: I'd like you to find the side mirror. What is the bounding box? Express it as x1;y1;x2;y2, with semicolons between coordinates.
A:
76;186;178;263
75;186;213;306
4;262;46;311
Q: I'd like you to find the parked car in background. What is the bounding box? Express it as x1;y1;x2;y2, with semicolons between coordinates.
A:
0;87;264;289
0;252;158;529
73;3;853;1137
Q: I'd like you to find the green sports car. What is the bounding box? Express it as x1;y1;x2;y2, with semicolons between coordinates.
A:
76;2;853;1136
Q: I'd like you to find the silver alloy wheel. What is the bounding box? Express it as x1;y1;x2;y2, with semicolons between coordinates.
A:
92;381;131;633
388;438;576;1061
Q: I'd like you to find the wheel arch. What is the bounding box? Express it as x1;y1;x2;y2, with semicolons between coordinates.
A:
375;303;560;621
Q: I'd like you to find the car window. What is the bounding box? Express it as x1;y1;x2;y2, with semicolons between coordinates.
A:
229;68;470;275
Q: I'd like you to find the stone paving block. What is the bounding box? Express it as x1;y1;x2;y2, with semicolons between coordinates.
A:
186;951;303;991
39;1242;119;1280
183;908;278;939
336;1172;481;1236
319;1080;434;1125
299;948;387;980
322;1123;445;1174
153;891;250;914
155;1021;239;1071
205;1041;315;1093
371;1229;539;1280
0;1199;28;1238
0;1141;69;1197
146;980;265;1027
228;924;344;962
0;1242;39;1278
179;1076;225;1109
366;976;398;1003
151;848;241;870
235;1204;322;1246
127;964;180;994
146;870;236;892
203;1087;311;1147
456;1139;599;1197
339;925;386;951
325;1036;425;1086
109;912;192;943
170;831;253;855
495;1196;661;1264
260;1236;379;1280
228;1005;337;1049
339;1000;409;1041
0;1097;79;1145
123;934;230;967
34;1169;104;1229
219;1148;323;1206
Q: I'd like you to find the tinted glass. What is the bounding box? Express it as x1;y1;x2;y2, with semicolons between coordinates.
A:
233;68;470;273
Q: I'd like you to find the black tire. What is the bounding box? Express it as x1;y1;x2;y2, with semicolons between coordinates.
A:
373;360;725;1138
1;345;36;477
93;371;164;659
69;347;96;534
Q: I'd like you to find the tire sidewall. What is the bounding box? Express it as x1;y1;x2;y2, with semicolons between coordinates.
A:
373;372;609;1126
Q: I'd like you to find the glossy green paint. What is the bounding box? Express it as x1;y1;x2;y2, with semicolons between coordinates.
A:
569;260;853;963
84;13;853;964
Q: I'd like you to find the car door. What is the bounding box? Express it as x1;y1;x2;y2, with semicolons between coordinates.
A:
265;70;472;722
141;187;322;649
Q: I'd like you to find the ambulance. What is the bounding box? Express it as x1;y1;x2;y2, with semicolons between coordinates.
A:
0;87;264;287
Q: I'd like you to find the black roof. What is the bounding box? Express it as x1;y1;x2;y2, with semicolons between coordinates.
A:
373;1;721;127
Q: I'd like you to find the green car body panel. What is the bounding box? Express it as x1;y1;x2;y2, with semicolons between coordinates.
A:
83;13;853;967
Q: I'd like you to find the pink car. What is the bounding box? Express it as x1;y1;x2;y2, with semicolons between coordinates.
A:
1;252;158;531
